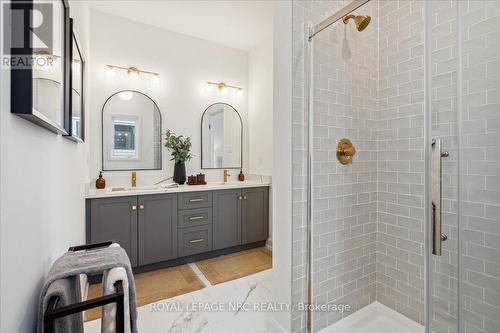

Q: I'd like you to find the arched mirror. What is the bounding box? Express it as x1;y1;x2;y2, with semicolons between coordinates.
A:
201;103;242;169
102;90;162;171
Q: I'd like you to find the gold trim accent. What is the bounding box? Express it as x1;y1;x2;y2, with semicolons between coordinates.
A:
207;81;243;92
106;64;160;77
342;14;371;32
336;138;356;165
131;171;137;187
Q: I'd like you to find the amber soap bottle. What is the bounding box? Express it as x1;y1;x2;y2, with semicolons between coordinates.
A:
96;172;106;189
238;169;245;181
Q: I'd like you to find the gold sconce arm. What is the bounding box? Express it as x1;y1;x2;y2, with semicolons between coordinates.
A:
106;64;160;76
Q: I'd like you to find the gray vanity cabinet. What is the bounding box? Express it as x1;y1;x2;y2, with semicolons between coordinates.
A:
213;189;242;250
87;186;269;270
242;187;269;244
89;196;138;267
138;194;177;266
213;187;269;250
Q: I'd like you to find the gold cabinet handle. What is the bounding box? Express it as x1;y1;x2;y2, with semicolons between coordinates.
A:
131;205;137;210
189;239;204;244
189;198;204;202
139;204;145;210
189;216;205;221
238;196;243;200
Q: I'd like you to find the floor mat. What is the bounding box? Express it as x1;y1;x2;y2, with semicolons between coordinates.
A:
85;264;205;321
195;247;272;285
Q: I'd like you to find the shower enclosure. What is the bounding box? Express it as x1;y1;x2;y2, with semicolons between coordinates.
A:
292;1;500;333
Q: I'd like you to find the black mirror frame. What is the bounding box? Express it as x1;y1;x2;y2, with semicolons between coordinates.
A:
10;0;71;135
64;18;85;143
101;90;163;172
200;102;243;170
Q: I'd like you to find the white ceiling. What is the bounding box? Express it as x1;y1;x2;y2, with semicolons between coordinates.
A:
88;0;273;51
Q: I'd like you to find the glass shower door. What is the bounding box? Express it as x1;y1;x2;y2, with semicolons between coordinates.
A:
428;1;500;333
428;0;460;332
306;1;380;331
456;1;500;333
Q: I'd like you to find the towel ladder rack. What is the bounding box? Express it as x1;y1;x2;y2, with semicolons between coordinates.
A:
44;241;125;333
44;280;125;333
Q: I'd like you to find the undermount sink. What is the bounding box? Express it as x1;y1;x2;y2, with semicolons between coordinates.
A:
218;181;257;186
110;184;178;192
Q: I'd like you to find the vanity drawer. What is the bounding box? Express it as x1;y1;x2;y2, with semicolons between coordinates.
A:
178;208;212;228
178;192;212;210
178;225;212;257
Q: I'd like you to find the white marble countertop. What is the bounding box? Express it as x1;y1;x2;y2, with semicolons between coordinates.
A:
85;181;271;199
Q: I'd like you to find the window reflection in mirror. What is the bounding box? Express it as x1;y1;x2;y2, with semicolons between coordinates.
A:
102;91;161;171
112;118;138;159
201;103;242;169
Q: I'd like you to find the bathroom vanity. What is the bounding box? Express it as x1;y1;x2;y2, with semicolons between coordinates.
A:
85;183;269;270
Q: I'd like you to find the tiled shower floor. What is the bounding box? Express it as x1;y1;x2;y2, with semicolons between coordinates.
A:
318;301;424;333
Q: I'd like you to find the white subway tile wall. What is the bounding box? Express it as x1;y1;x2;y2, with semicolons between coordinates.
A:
291;1;500;333
461;1;500;333
376;0;427;327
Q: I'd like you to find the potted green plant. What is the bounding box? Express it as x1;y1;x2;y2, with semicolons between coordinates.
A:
164;129;193;184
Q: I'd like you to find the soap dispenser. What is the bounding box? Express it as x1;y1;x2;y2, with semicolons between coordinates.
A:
238;169;245;181
96;171;106;189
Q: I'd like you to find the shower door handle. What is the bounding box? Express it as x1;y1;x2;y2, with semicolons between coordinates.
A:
432;138;443;256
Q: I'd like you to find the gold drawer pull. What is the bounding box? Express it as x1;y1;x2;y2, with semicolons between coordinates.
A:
189;198;204;202
189;238;204;244
189;216;205;221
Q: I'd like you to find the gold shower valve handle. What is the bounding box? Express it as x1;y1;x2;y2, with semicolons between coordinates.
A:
336;138;356;165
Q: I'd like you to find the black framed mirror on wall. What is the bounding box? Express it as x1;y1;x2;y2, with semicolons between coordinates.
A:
101;90;162;171
64;18;85;142
10;0;71;134
201;103;243;169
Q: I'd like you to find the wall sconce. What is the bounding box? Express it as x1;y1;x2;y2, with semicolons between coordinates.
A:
206;81;243;97
105;64;160;84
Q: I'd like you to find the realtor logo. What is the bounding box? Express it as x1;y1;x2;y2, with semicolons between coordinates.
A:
3;1;53;58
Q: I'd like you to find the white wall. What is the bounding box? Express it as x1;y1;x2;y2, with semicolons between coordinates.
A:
0;2;90;332
249;38;274;176
269;1;292;332
88;9;249;187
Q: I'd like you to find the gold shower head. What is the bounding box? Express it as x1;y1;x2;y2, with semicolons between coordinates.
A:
342;15;371;32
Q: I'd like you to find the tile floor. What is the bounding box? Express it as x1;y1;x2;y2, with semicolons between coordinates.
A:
84;266;424;333
84;264;273;333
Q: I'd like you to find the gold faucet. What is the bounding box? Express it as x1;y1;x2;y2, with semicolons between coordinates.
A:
131;171;137;187
223;170;231;183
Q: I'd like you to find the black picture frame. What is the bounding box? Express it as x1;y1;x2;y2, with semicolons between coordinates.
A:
10;0;71;134
200;102;243;170
64;18;85;143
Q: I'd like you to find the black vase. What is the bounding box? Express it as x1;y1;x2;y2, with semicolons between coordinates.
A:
173;162;186;185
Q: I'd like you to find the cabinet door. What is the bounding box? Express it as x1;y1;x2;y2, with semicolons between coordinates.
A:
138;194;177;266
213;189;242;250
90;196;138;267
242;187;269;244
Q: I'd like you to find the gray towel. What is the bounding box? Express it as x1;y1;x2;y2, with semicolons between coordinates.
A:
37;246;138;333
43;276;83;333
